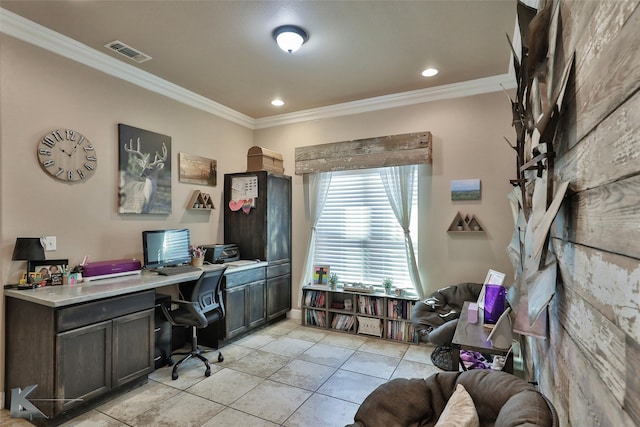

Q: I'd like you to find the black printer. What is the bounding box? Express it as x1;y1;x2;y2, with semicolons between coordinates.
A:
200;244;239;264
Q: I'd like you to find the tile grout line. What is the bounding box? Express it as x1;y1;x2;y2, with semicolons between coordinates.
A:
44;320;440;426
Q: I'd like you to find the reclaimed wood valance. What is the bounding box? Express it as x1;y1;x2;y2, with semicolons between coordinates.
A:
294;131;432;175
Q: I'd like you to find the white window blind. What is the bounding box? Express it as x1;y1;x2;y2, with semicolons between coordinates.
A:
314;168;418;291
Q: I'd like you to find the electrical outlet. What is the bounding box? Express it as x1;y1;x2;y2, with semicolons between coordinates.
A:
44;236;57;251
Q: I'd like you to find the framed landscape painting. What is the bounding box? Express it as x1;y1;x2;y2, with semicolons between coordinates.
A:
179;152;217;186
451;179;481;201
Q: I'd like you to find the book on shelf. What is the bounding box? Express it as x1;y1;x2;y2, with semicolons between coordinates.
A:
304;290;326;308
357;295;383;316
331;314;354;331
306;309;326;327
387;299;415;320
388;299;397;319
386;320;417;343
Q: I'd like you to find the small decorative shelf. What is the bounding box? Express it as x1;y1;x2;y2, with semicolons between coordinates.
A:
447;211;485;233
187;190;214;210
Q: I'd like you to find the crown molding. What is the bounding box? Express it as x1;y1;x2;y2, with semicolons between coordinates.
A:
0;8;255;129
1;7;515;131
254;74;516;129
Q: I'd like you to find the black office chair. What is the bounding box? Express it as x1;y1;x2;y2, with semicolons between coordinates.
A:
161;266;227;380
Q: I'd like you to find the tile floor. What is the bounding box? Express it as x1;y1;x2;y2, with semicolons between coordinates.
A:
3;318;441;427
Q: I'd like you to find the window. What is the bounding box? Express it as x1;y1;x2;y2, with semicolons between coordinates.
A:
313;167;418;291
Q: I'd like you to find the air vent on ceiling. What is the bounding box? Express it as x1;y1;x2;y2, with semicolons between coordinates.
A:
104;40;152;63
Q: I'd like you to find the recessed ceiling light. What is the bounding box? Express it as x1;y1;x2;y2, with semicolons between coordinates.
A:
421;68;439;77
271;99;285;107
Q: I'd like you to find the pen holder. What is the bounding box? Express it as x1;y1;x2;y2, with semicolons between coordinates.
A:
191;257;204;267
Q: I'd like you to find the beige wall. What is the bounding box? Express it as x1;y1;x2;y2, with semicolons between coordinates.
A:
255;90;516;311
0;33;517;398
0;35;254;395
0;35;254;275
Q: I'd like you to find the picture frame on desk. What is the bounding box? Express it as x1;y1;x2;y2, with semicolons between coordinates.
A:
477;269;505;310
313;265;330;286
27;272;42;283
27;259;68;286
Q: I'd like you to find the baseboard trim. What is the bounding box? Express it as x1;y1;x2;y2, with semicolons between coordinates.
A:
287;308;302;321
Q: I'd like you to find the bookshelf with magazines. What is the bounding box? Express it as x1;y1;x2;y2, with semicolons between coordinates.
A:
300;285;419;343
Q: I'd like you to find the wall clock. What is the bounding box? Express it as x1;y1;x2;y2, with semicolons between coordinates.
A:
37;129;97;183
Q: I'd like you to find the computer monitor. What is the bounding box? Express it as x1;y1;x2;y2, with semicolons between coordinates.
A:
142;228;191;269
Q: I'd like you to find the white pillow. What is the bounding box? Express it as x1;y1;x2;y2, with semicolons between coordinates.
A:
434;384;480;427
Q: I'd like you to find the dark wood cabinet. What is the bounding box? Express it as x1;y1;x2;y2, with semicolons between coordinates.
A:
224;171;292;324
222;265;266;340
267;273;291;320
3;267;268;423
111;309;155;387
225;284;249;338
247;280;267;327
56;320;112;414
5;290;155;420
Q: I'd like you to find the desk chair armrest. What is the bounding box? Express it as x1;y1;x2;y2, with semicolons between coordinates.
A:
161;299;208;328
217;290;226;320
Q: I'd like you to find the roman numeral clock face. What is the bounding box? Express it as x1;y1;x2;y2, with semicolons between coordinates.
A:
37;129;97;183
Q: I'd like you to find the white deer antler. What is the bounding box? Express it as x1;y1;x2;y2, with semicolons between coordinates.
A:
124;137;144;157
148;143;167;169
124;138;150;168
124;139;167;171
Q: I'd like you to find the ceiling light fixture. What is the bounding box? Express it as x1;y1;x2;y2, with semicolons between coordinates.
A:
421;68;439;77
273;25;309;53
271;99;285;107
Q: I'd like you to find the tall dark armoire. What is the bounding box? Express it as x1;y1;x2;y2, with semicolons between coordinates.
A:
224;171;292;321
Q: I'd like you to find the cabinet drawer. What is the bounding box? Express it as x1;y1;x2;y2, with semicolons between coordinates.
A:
225;267;266;288
267;262;290;278
56;290;155;333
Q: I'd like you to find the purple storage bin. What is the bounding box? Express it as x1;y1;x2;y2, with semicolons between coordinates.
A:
484;284;506;324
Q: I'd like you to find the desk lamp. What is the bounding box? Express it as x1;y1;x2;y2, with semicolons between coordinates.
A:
12;237;45;285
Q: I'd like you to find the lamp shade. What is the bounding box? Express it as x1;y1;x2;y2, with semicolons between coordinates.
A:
12;238;45;261
273;25;308;53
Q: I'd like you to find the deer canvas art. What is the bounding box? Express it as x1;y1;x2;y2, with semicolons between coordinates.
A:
118;124;172;214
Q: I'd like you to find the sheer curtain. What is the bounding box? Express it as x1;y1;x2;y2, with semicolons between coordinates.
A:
299;172;332;289
379;165;424;299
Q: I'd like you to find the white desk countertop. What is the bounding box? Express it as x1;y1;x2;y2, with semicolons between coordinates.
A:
4;261;267;308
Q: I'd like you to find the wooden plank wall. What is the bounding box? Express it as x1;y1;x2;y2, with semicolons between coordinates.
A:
525;1;640;426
